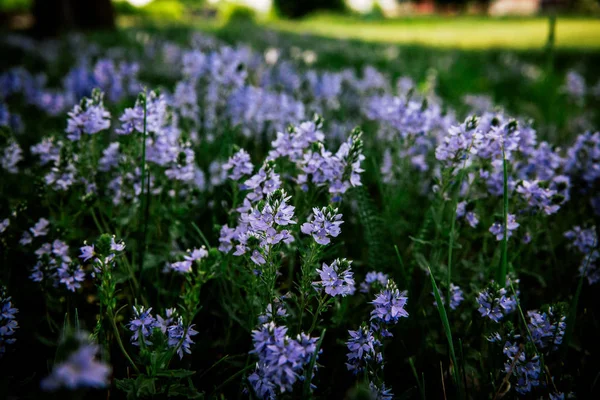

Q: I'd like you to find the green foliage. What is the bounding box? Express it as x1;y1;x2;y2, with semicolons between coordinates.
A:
222;4;258;25
0;0;29;11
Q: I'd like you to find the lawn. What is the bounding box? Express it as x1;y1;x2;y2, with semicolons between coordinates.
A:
266;15;600;50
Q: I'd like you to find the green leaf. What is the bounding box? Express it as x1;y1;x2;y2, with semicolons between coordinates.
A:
155;369;196;379
428;265;463;399
303;328;326;398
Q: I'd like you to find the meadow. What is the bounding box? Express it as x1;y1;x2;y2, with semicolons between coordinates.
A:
1;13;600;400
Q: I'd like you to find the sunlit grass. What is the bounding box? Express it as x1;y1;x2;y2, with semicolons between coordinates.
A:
265;15;600;50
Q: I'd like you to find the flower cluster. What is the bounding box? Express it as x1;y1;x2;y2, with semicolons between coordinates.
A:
0;287;19;355
476;284;517;323
65;88;111;141
41;331;111;391
503;341;541;394
564;225;599;284
346;279;409;380
527;307;566;351
249;322;318;398
370;280;409;326
220;189;295;266
301;206;344;245
169;247;209;274
313;258;355;297
127;306;198;359
359;271;389;293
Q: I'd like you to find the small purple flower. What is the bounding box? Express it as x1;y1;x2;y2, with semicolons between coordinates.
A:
370;381;394;400
0;288;19;355
503;341;541;394
0;218;9;234
128;306;158;346
41;334;111;391
170;261;192;274
345;325;378;374
30;218;50;237
65;90;111;142
301;206;344;245
223;149;254;181
489;214;519;241
57;263;86;292
527;307;566;351
360;271;389;293
249;322;318;397
314;258;355;297
167;317;199;359
477;285;517;323
79;244;95;262
370;280;409;325
258;303;288;324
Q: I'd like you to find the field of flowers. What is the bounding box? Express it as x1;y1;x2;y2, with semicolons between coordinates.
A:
1;23;600;399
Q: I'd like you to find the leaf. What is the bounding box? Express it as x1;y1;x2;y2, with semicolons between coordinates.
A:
428;265;463;399
155;369;196;379
167;382;204;399
303;328;326;398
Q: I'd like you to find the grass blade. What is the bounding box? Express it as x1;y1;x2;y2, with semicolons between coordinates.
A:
562;238;597;357
409;357;426;400
428;264;462;398
303;328;326;399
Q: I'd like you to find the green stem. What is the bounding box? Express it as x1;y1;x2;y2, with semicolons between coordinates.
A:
108;310;140;374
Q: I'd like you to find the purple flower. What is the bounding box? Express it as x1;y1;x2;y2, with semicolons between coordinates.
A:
435;116;482;167
184;247;208;262
1;140;22;174
370;280;409;325
301;206;344;245
156;308;177;334
314;259;355;297
57;263;86;292
249;322;318;397
456;201;479;228
370;381;394;400
0;218;9;235
65;90;111;141
167;317;199;359
79;244;95;262
477;285;517;323
360;271;389;293
223;149;254;181
170;260;192;274
41;334;111;391
345;325;378;374
489;214;519;241
128;306;158;346
0;288;19;355
258;303;288;324
503;341;541;394
98;142;120;172
527;308;566;351
30;218;50;237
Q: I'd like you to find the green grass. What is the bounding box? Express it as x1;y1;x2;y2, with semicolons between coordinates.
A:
266;15;600;50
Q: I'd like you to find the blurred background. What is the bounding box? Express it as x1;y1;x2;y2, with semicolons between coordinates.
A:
1;0;599;140
0;0;599;49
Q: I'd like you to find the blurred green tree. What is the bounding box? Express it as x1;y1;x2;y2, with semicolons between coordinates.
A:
32;0;115;37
